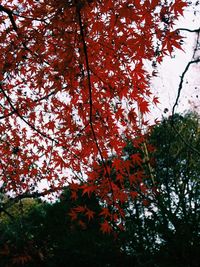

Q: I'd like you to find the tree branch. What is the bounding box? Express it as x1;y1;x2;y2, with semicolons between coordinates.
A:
0;4;18;32
0;207;14;220
0;186;63;214
0;4;43;59
170;122;200;157
0;90;58;120
172;58;200;116
175;27;200;33
0;84;55;142
77;8;115;205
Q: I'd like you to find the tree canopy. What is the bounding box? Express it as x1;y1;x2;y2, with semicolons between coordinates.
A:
0;0;188;229
0;112;199;266
121;112;200;266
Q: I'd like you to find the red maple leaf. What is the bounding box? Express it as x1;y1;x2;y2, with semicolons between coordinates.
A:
100;220;112;234
81;184;97;197
138;100;150;114
170;0;188;16
85;208;95;221
0;0;186;232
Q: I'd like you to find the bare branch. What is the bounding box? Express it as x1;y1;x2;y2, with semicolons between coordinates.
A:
172;58;200;116
192;29;200;59
0;187;63;214
0;4;18;32
175;27;200;33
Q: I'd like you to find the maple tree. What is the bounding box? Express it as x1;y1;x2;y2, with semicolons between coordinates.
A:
0;0;187;232
1;113;199;266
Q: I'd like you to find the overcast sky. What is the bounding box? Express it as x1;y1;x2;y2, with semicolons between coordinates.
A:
149;1;200;121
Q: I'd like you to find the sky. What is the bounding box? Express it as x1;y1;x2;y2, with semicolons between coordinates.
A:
149;1;200;121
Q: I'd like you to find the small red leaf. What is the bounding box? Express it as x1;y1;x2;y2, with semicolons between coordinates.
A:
85;209;95;221
100;220;112;234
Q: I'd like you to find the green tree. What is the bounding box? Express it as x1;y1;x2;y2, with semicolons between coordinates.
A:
0;188;127;267
1;113;199;267
121;112;200;267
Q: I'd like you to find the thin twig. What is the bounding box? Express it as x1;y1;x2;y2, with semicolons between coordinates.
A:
192;30;200;59
175;27;200;33
170;122;200;157
172;58;200;116
0;84;55;142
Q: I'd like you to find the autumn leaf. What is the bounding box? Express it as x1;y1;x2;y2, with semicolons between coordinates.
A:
74;205;86;213
100;220;112;234
99;208;111;219
170;0;188;16
152;96;160;105
131;153;143;166
138;99;150;114
130;191;138;200
81;184;97;197
68;209;78;221
85;208;95;221
0;0;186;231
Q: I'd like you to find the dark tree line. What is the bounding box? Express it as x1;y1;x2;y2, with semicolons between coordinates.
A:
0;112;199;267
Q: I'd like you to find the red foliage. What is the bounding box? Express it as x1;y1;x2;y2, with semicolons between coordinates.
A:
0;0;186;230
